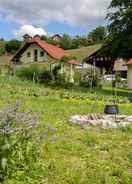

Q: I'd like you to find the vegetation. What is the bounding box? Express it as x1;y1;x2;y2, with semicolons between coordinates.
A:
0;40;5;56
41;28;105;50
5;40;21;54
0;76;131;183
106;0;132;58
0;0;132;183
66;44;101;61
0;39;21;56
42;34;92;50
80;68;102;88
0;102;39;183
16;64;52;83
88;26;107;43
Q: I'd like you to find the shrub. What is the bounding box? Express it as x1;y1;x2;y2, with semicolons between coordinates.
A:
16;65;52;83
80;69;102;88
55;73;66;86
52;65;61;80
16;65;39;81
74;70;81;85
38;70;52;83
0;102;39;183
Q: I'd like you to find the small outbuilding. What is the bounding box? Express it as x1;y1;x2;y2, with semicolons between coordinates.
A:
51;34;62;42
114;58;127;78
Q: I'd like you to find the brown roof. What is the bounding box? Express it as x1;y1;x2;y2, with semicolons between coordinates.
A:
68;60;81;65
83;43;115;72
12;38;66;61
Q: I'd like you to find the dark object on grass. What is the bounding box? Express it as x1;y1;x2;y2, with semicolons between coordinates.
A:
104;105;119;115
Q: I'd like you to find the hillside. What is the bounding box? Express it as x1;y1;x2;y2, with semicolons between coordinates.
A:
66;44;101;61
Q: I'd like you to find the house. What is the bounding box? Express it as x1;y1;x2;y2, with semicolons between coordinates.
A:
113;58;127;78
127;59;132;89
83;44;115;73
52;34;62;42
11;35;66;65
83;44;128;78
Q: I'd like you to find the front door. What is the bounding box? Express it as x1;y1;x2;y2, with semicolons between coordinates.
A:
34;49;38;62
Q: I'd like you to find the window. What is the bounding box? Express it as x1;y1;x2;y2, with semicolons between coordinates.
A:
27;52;31;57
40;51;44;57
34;50;38;62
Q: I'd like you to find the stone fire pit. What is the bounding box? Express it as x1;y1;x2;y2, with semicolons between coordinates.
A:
69;114;132;129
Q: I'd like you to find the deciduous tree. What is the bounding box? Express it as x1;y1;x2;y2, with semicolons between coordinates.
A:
106;0;132;58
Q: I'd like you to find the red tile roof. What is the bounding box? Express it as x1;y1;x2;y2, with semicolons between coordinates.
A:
68;60;81;65
127;59;132;65
30;38;66;60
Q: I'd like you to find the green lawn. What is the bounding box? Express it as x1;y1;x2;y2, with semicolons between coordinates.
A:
0;77;132;184
66;44;101;61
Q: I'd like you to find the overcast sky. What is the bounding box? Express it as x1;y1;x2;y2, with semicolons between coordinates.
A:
0;0;111;39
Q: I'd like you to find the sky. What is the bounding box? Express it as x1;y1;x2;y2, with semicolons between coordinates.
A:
0;0;111;40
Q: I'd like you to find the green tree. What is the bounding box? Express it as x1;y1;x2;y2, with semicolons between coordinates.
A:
59;34;72;50
88;26;107;43
5;40;21;54
41;35;59;46
106;0;132;58
0;40;5;56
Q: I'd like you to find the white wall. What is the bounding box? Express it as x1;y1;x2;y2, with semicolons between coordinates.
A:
20;44;48;64
128;65;132;89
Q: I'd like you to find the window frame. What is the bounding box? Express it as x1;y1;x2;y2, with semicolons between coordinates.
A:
27;52;31;57
40;51;44;57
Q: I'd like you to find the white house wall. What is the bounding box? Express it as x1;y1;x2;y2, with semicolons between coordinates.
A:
20;44;48;64
128;65;132;89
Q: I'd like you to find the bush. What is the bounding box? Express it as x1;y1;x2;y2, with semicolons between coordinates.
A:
74;70;81;85
80;69;102;88
16;65;52;83
38;70;52;83
54;73;66;86
0;102;39;183
16;66;39;81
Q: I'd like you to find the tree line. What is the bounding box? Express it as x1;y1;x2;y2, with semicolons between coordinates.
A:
0;39;21;56
41;26;106;50
0;25;106;55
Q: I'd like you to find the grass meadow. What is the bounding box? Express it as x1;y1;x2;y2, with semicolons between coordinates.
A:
66;44;101;61
0;76;132;184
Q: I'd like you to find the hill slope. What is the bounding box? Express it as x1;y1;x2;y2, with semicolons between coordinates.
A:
66;44;101;61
